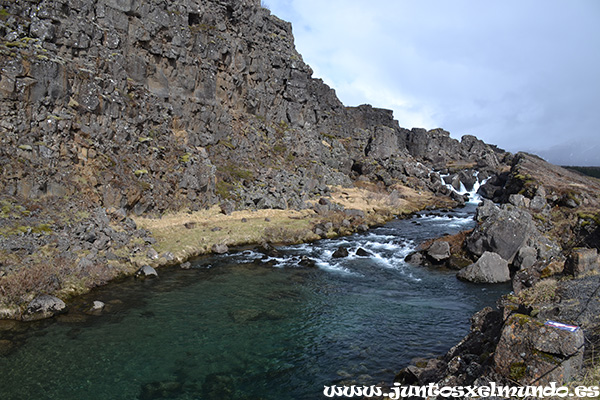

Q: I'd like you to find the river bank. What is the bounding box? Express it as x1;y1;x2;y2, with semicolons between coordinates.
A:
133;183;455;268
0;181;458;321
0;190;503;400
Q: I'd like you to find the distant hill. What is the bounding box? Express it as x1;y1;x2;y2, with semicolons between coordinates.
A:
564;166;600;179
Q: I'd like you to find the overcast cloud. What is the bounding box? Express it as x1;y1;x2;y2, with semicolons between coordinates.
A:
264;0;600;166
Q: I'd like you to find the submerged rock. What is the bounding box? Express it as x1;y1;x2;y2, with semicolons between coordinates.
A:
332;247;349;258
356;247;373;257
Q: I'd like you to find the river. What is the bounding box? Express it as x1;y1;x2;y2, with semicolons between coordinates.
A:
0;189;510;400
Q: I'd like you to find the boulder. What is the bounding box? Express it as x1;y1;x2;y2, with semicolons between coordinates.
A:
356;247;373;257
180;261;192;270
514;246;537;270
457;251;510;283
564;248;599;277
332;247;349;258
494;314;584;385
405;251;425;266
529;186;547;212
211;244;229;254
135;265;158;278
466;207;535;263
509;194;529;208
23;295;67;321
427;241;451;262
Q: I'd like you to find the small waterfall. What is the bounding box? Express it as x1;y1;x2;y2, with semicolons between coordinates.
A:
439;170;488;204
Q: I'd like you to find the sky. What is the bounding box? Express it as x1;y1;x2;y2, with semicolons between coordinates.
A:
264;0;600;166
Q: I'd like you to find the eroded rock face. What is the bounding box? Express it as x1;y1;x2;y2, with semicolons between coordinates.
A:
494;314;584;385
564;248;600;277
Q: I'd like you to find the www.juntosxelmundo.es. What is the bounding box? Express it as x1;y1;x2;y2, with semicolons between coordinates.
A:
323;382;600;399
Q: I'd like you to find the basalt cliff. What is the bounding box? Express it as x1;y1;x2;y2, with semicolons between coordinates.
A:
0;0;599;393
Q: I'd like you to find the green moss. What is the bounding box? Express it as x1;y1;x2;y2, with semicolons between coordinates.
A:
273;144;286;154
0;223;53;237
532;349;562;365
0;200;30;219
0;8;10;19
180;153;191;163
276;120;289;134
220;140;235;150
216;181;234;199
577;212;600;225
509;362;527;381
31;224;53;234
138;137;153;143
219;164;254;181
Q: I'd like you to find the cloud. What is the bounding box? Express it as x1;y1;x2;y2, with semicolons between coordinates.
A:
266;0;600;165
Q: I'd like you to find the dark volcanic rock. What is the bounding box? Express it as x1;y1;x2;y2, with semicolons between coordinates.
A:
356;247;373;257
466;205;536;263
564;248;599;277
332;247;349;258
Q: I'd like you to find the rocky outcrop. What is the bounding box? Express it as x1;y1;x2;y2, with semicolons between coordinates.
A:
564;248;600;277
494;314;584;385
466;205;538;263
398;153;600;389
0;0;513;317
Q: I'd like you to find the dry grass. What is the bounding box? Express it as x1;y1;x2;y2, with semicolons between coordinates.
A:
134;206;319;263
516;278;559;306
329;183;443;216
0;257;121;309
135;183;447;266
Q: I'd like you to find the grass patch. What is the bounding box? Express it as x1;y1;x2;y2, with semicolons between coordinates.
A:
134;207;318;262
516;279;558;306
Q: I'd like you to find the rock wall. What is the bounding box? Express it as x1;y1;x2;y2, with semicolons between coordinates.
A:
0;0;505;217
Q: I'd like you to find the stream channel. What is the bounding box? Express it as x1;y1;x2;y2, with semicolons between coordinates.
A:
0;186;510;400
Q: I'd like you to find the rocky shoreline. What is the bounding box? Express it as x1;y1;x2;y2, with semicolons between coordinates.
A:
396;152;600;394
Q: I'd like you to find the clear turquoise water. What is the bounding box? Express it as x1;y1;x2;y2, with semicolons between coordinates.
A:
0;204;509;400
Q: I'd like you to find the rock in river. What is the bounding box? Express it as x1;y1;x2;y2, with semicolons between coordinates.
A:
135;265;158;279
23;295;67;321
